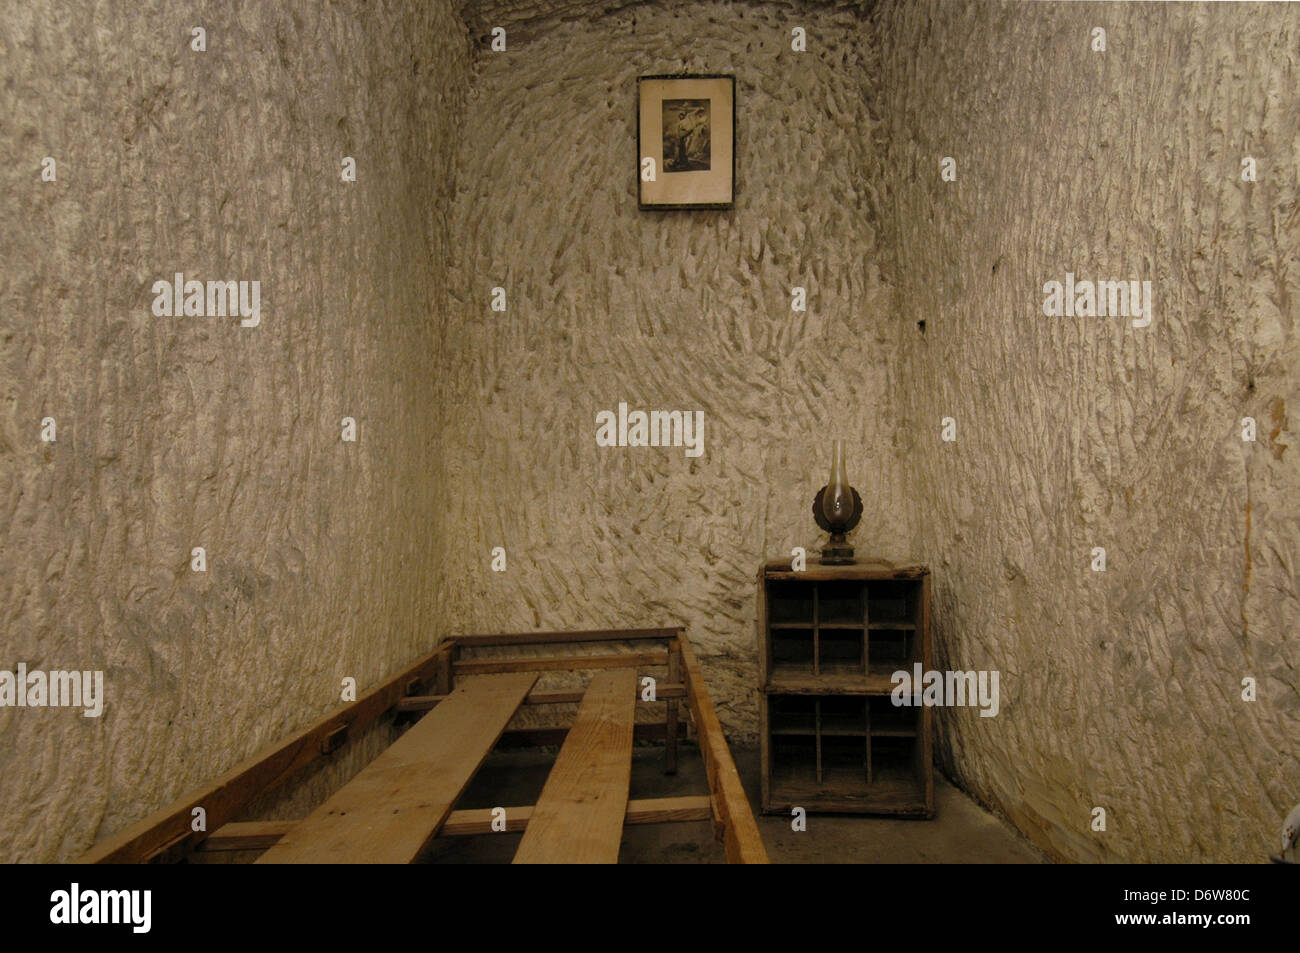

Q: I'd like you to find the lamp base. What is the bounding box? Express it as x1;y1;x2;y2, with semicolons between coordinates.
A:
820;534;855;565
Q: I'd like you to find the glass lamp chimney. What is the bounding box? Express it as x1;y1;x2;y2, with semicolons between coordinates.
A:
822;439;852;527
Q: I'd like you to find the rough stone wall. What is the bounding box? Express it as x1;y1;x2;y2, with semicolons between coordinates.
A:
437;0;908;737
6;0;1290;868
0;1;470;862
868;0;1299;862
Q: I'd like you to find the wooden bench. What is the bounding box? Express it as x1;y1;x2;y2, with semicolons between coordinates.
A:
79;628;768;865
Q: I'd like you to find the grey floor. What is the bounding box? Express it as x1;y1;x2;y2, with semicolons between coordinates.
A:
420;741;1049;864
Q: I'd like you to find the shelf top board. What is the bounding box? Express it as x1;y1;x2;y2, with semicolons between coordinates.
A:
762;560;928;581
764;672;902;695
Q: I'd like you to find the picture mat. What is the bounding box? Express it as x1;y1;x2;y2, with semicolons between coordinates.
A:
638;76;734;207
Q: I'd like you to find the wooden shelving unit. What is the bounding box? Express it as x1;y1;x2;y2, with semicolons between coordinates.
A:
758;560;934;817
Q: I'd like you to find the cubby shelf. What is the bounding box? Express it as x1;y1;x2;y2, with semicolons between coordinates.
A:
757;560;934;817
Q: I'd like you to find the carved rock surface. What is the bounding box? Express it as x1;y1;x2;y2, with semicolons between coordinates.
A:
867;0;1299;862
0;0;470;861
437;0;907;743
3;0;1295;866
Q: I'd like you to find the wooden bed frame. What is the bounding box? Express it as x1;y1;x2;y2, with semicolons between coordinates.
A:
79;627;769;865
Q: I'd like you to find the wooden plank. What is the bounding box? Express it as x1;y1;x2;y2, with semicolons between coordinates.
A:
758;564;771;811
864;582;873;786
762;672;898;695
757;563;770;688
256;673;537;864
759;693;771;812
395;694;448;713
79;641;456;863
497;722;683;748
440;796;712;836
214;795;715;848
449;627;677;648
921;572;935;816
512;669;636;864
763;559;927;581
812;585;820;677
622;795;711;826
814;699;823;784
665;641;681;774
765;772;931;816
435;645;453;695
678;631;770;864
199;822;296;852
442;806;530;835
396;683;685;713
455;651;667;675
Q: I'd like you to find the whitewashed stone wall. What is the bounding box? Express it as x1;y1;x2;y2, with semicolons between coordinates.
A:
0;0;470;861
868;0;1299;862
4;0;1293;865
435;0;909;739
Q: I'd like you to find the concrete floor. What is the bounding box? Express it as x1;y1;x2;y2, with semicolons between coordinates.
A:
420;741;1049;864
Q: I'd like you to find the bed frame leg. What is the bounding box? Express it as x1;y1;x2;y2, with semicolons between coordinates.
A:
437;643;455;696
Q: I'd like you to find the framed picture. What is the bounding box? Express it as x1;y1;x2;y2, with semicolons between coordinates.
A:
637;74;735;210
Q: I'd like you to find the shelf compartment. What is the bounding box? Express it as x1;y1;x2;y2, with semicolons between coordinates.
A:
867;660;914;684
818;627;864;674
871;733;923;786
771;734;817;785
866;580;919;626
770;626;814;677
819;696;867;736
869;696;919;737
769;695;817;736
817;580;865;626
767;581;814;626
867;626;916;669
822;735;870;787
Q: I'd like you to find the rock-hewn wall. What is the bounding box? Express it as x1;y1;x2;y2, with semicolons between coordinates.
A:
6;0;1292;867
436;0;908;736
0;1;470;862
868;0;1299;862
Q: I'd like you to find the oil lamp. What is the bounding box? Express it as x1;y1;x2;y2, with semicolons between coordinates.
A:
813;439;862;564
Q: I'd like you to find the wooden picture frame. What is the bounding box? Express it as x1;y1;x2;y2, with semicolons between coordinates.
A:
637;74;736;210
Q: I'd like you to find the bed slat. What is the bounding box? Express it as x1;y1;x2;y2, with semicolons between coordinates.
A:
512;668;636;864
256;672;537;864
